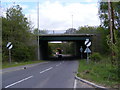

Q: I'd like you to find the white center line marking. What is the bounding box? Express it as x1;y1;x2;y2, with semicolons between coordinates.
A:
74;79;77;90
56;63;62;67
56;64;59;66
5;76;33;88
40;67;53;74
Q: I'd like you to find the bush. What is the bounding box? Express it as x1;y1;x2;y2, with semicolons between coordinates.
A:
90;52;102;62
12;43;35;62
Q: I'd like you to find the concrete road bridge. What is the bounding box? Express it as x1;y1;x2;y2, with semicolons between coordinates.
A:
39;34;94;60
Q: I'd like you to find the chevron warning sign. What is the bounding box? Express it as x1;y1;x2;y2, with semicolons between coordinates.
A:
85;39;91;47
6;42;13;49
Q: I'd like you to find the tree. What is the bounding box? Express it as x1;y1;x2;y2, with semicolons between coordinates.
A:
5;5;31;43
76;26;98;34
99;1;120;83
2;5;36;62
99;1;120;32
33;28;48;35
76;26;109;55
65;28;76;34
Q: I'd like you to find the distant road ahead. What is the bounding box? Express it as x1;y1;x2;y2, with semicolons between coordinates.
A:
2;60;78;88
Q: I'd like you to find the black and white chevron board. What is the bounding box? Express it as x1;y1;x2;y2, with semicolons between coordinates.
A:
84;39;91;53
6;42;13;49
84;39;91;47
84;39;91;64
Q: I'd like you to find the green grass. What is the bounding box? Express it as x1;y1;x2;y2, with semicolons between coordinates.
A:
2;60;45;69
77;58;119;88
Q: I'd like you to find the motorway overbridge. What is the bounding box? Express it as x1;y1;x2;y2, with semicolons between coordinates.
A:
39;34;94;60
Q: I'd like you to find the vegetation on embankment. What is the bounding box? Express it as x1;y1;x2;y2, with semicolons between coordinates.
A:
77;57;119;88
77;2;120;88
2;60;45;69
2;5;37;63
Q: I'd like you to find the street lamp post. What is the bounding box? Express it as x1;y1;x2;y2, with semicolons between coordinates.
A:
72;15;73;29
37;1;40;60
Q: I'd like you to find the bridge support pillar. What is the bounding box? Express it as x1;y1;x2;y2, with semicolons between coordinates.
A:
39;41;48;60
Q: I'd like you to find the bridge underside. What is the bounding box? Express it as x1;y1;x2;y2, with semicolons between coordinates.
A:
39;34;93;60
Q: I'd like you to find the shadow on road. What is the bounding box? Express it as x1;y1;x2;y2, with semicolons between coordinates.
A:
48;55;80;61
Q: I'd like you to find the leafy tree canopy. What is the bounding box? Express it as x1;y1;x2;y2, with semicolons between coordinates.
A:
2;5;36;62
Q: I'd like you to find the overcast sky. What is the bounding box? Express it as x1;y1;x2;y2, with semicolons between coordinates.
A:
2;0;100;31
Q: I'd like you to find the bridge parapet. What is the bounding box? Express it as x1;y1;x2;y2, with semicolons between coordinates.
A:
39;34;94;41
39;29;77;35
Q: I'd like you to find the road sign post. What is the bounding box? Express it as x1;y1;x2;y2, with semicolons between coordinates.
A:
84;47;91;64
9;49;11;64
6;42;13;64
80;46;83;59
84;39;91;64
87;48;89;64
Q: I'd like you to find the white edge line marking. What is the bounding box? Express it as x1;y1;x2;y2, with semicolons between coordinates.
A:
74;79;77;89
5;76;33;88
40;67;53;74
38;62;49;65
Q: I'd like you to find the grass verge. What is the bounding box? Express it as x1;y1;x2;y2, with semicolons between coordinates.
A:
2;60;45;69
77;58;119;88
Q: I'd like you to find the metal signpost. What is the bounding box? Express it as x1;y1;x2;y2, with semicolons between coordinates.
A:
6;42;13;64
84;39;91;64
80;46;83;59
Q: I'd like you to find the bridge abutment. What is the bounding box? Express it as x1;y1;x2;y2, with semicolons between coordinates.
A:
39;41;48;60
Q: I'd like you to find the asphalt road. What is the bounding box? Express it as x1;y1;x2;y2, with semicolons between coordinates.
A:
2;60;79;88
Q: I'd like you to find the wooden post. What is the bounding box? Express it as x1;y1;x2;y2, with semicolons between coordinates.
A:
9;49;11;64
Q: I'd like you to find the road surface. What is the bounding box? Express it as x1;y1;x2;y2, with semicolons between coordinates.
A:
2;60;79;88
